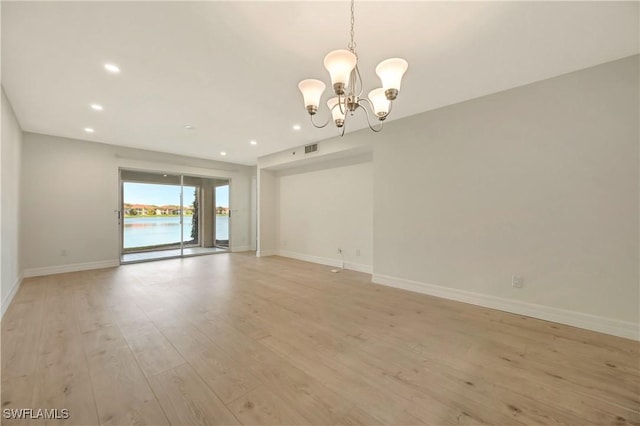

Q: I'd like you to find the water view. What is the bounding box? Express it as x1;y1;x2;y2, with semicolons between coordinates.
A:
123;215;229;249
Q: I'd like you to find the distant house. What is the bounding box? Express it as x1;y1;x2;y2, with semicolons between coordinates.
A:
166;205;180;214
159;204;181;215
130;204;148;215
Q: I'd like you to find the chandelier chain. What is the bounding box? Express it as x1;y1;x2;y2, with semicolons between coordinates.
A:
348;0;356;53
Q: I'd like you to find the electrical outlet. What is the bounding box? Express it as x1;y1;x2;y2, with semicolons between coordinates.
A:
355;248;361;256
512;275;523;288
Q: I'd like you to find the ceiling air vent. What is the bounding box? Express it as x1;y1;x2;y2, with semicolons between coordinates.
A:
304;143;318;154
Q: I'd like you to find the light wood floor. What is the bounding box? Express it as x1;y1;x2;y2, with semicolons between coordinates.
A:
2;253;638;426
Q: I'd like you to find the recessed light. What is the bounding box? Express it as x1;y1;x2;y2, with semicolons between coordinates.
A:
163;174;168;177
104;63;120;74
292;124;301;131
220;151;227;156
250;140;257;146
84;127;95;133
91;104;103;111
184;125;194;130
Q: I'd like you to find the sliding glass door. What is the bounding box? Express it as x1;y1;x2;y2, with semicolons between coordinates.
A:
120;169;230;263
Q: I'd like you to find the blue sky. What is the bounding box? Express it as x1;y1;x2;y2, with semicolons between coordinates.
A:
124;183;229;207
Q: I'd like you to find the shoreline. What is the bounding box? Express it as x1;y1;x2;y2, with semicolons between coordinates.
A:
124;214;229;218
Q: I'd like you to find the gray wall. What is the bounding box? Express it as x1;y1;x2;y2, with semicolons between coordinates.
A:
256;55;639;338
373;55;638;331
1;88;23;316
257;169;279;255
278;157;373;272
21;133;255;272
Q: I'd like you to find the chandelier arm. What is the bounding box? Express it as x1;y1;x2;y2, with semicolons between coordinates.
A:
360;101;384;132
338;102;351;136
358;98;385;118
310;112;331;129
354;65;364;97
348;66;359;97
360;97;393;120
338;93;346;115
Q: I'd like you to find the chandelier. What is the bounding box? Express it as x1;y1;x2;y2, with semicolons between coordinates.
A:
298;0;408;135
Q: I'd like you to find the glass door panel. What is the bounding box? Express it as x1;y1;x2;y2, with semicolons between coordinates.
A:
121;171;182;263
182;185;198;247
215;184;230;248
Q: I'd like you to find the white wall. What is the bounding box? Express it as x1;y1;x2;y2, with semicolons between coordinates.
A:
21;133;255;275
372;55;639;338
278;156;373;272
1;88;23;317
257;169;279;256
257;123;374;265
250;175;257;251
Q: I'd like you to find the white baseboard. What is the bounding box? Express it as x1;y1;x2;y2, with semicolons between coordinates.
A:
278;250;373;274
231;246;251;253
23;259;120;278
256;249;278;257
1;274;23;318
372;273;639;341
343;261;373;274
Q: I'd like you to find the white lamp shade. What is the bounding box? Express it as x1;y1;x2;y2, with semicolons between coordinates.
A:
323;49;357;87
327;97;346;121
368;88;390;117
375;58;408;91
298;79;326;108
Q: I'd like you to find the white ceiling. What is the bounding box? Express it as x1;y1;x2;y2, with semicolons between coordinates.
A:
2;1;638;165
